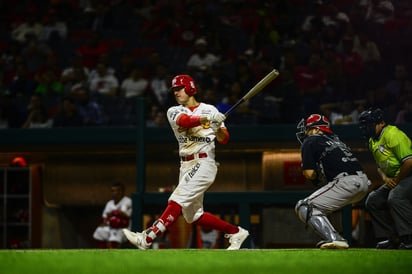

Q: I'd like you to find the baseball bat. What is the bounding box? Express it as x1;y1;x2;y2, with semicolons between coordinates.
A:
224;69;279;117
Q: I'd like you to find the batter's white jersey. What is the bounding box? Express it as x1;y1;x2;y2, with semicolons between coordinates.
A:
166;102;225;223
167;102;225;159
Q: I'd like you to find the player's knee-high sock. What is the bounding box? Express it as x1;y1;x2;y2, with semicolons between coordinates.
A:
145;200;182;243
194;212;238;234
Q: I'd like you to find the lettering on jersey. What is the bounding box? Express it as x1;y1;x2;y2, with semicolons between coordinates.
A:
185;162;201;182
202;109;212;116
322;135;359;162
169;110;180;120
189;136;212;143
178;135;188;143
178;135;212;144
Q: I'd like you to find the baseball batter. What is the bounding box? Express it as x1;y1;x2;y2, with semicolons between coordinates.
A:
123;74;249;250
295;114;370;249
93;182;132;248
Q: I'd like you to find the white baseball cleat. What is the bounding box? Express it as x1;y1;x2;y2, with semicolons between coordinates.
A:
319;240;349;249
122;229;151;250
225;226;249;250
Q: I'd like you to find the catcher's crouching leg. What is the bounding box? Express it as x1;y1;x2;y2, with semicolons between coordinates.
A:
295;199;346;243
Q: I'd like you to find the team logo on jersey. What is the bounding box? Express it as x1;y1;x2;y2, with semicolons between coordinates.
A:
185;162;201;182
203;121;211;129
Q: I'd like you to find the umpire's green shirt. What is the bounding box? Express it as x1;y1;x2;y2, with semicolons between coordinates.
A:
369;125;412;177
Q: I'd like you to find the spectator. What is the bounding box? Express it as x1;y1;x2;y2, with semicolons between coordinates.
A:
7;63;37;97
72;87;105;126
88;53;115;82
353;29;381;65
89;63;119;97
39;8;68;45
294;52;327;116
364;0;394;25
21;94;53;128
19;33;54;75
321;100;361;125
61;56;90;96
168;15;201;48
61;55;90;86
52;96;84;127
395;94;412;124
216;80;259;125
146;105;167;127
186;38;219;82
11;11;44;45
34;69;64;97
76;31;109;69
120;68;149;99
62;67;90;96
385;63;412;99
93;182;132;249
337;35;365;100
148;64;172;109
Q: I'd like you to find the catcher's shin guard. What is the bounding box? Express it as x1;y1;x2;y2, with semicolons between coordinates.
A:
295;199;345;242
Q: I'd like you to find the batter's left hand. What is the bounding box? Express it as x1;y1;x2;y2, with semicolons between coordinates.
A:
208;112;226;123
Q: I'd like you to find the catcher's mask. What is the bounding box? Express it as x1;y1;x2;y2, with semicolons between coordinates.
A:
170;74;197;96
358;108;384;140
296;114;333;144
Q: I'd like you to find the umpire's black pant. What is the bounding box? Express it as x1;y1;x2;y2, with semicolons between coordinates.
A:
365;176;412;239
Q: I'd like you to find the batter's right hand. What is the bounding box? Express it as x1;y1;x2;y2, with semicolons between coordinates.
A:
208;112;226;123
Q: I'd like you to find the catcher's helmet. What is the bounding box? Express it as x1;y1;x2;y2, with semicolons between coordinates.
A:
170;74;197;96
296;114;333;144
358;108;384;139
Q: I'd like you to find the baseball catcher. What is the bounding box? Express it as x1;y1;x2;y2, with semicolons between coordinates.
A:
295;114;370;249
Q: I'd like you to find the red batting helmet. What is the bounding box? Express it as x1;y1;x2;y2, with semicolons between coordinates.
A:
170;75;197;96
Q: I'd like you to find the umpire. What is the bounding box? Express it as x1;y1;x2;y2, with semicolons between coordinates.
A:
295;114;370;249
359;108;412;249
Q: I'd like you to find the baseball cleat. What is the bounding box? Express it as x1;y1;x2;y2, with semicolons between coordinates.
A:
376;239;399;249
318;240;349;249
122;229;151;250
225;226;249;250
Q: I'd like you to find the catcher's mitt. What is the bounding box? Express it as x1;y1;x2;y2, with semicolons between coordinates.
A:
308;164;327;186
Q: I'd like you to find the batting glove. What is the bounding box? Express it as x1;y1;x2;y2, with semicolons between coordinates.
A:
210;121;222;132
208;112;226;123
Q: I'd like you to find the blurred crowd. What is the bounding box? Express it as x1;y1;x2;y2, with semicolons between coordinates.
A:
0;0;412;128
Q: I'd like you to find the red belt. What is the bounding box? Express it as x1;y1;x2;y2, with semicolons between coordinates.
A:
180;153;207;161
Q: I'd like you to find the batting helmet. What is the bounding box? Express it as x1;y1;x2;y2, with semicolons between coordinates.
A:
358;108;384;139
296;114;333;144
170;74;197;96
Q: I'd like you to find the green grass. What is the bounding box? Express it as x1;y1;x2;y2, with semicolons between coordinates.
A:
1;249;411;274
